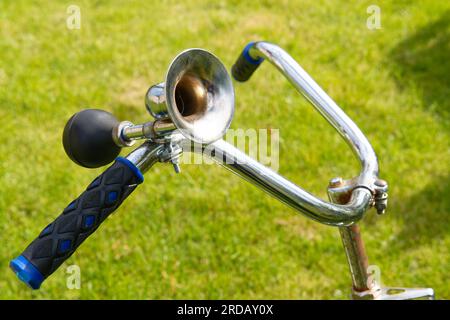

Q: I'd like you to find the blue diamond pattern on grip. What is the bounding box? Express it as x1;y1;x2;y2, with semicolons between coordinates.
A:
39;224;53;238
58;239;71;254
107;191;118;204
12;158;144;290
84;215;95;228
87;176;102;190
63;200;77;214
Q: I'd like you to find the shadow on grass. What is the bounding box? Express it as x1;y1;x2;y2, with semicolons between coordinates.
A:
390;11;450;124
389;175;450;251
387;12;450;249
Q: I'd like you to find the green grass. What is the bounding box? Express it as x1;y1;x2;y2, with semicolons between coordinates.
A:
0;0;449;299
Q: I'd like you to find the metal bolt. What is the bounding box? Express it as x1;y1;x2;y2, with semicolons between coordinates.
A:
171;158;181;174
375;194;387;215
374;179;387;188
172;163;181;173
329;177;344;188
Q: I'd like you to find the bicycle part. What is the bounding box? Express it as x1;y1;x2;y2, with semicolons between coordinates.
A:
10;142;164;289
327;176;435;300
118;48;235;145
63;109;122;168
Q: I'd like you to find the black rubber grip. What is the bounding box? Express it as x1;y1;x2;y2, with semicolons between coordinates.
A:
10;157;144;289
231;42;264;82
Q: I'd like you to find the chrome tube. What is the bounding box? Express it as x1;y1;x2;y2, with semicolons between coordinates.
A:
122;123;146;140
126;42;380;225
121;121;177;141
187;139;372;226
125;141;165;173
182;42;381;226
248;42;379;187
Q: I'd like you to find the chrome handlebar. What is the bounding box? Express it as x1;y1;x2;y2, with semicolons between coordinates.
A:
221;41;380;225
123;41;384;226
191;139;374;226
248;42;379;186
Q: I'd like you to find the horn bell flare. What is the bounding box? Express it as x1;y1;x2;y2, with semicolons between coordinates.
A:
165;49;235;144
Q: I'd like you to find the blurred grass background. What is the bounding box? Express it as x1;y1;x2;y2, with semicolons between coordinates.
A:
0;0;449;299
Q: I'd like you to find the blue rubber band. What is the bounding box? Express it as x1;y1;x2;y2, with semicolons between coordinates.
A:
116;157;144;183
243;42;264;65
10;255;44;289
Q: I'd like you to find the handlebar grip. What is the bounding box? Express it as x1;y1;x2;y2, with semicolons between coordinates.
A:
10;157;144;289
231;42;264;82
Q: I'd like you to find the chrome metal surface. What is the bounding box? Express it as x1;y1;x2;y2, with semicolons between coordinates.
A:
248;42;379;188
125;141;165;174
327;177;371;292
165;49;234;144
372;287;435;300
122;121;156;141
125;136;184;175
121;44;379;225
131;49;235;145
145;82;167;119
159;141;183;174
326;175;434;300
115;43;434;299
112;121;135;147
119;43;380;225
373;179;388;215
152;119;176;136
184;138;373;226
120;120;177;142
122;123;144;139
352;285;435;300
327;177;357;204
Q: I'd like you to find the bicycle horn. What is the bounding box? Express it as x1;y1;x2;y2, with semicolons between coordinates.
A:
10;48;234;289
143;48;234;144
10;43;434;299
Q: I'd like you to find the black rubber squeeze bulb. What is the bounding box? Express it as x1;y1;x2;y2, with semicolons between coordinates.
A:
62;109;122;168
